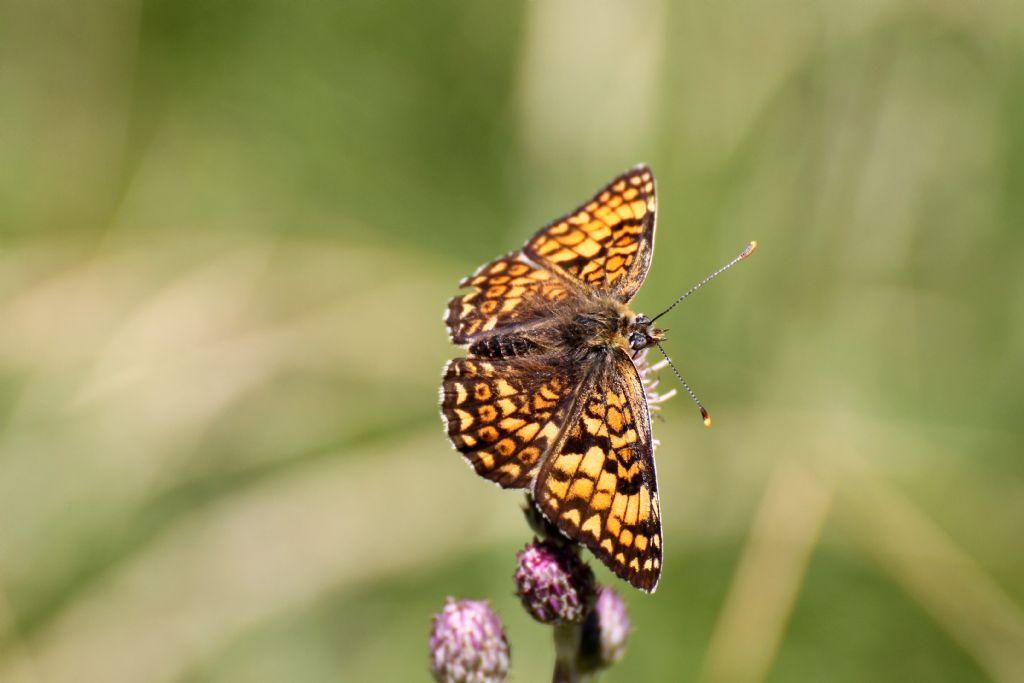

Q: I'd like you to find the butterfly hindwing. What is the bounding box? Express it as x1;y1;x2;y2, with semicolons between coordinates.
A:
441;357;578;488
533;349;663;592
524;165;656;304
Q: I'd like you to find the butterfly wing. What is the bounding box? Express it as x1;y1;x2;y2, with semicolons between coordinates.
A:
524;165;656;304
444;254;571;345
532;348;663;592
441;357;580;489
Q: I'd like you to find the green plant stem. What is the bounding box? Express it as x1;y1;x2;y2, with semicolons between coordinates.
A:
553;621;584;683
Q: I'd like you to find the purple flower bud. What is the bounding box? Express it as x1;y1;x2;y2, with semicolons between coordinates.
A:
429;598;510;683
514;539;596;624
580;586;631;671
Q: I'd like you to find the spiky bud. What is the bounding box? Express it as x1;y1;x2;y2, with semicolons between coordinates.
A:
514;539;596;625
579;586;631;672
429;598;510;683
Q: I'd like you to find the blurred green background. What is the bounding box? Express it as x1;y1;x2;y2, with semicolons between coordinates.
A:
2;1;1023;681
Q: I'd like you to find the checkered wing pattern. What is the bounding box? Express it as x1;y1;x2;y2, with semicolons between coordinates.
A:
533;349;663;592
441;357;578;488
444;254;570;345
524;165;656;304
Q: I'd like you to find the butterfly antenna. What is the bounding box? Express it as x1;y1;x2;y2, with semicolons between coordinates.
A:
656;342;712;428
650;241;757;323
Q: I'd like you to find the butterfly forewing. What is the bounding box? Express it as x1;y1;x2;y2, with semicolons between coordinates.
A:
533;350;662;592
524;165;656;303
444;254;570;345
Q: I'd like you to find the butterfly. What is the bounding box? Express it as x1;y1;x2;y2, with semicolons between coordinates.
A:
440;165;670;591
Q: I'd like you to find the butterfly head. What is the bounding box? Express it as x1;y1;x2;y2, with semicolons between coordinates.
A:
625;313;665;351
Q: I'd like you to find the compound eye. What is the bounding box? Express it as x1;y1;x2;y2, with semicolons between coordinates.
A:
628;332;647;349
634;314;651;326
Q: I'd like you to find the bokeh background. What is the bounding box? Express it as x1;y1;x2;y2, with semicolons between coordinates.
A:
2;1;1023;681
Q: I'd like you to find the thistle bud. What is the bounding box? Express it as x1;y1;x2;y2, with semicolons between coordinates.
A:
514;539;595;625
579;586;631;672
429;598;510;683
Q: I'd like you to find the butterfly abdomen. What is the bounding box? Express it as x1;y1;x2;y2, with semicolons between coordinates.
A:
469;335;538;360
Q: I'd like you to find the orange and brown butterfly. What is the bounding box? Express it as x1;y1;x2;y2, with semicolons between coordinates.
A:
440;165;671;592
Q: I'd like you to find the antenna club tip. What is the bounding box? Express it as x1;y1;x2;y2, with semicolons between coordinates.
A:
742;241;758;258
701;408;712;428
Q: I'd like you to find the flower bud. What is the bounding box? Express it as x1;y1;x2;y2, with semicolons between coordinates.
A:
429;598;510;683
514;539;595;624
579;586;631;672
